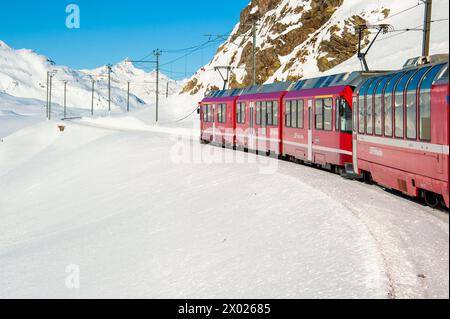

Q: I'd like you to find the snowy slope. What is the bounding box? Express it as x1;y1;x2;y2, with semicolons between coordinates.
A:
0;112;448;298
182;0;449;95
0;40;180;111
0;119;387;299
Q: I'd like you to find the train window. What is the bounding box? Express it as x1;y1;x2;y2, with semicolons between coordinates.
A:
266;101;273;126
323;98;333;131
394;93;404;138
236;102;245;124
273;101;279;126
384;94;393;137
374;94;382;136
384;73;405;138
261;102;267;127
269;101;278;126
366;96;374;135
202;105;207;122
292;100;298;128
366;79;381;135
217;104;226;123
256;101;262;125
208;105;214;123
315;99;323;130
405;92;417;139
406;66;432;140
335;98;340;131
285;100;292;127
206;105;210;122
339;98;352;133
358;96;365;134
419;90;431;141
394;70;416;138
352;97;358;133
298;100;304;129
418;64;446;141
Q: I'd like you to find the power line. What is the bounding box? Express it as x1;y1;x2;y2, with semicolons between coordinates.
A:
160;38;224;67
377;18;448;42
378;3;424;23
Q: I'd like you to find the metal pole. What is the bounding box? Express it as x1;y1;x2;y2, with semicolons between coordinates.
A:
252;19;257;86
127;81;130;113
91;79;95;116
422;0;433;57
46;72;50;119
63;81;67;119
166;81;169;98
107;64;112;112
154;49;161;124
48;74;53;120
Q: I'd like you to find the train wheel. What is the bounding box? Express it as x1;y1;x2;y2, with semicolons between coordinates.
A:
440;197;447;208
424;191;440;208
363;172;373;185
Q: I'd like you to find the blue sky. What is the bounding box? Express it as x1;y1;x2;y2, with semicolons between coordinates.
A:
0;1;247;79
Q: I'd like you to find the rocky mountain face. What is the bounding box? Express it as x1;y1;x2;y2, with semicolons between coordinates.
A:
181;0;391;95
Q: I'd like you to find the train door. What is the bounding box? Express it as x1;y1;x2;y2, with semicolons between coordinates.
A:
249;102;255;150
307;99;313;162
212;104;217;143
352;96;359;174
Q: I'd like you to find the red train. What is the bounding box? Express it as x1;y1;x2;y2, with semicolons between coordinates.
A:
199;57;449;209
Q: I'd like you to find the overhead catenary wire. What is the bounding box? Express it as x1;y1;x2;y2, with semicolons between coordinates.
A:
377;18;449;42
377;2;424;23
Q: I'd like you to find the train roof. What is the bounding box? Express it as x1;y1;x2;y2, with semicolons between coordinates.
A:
290;71;374;91
203;71;382;101
202;55;448;101
355;61;449;94
239;81;294;95
204;88;243;99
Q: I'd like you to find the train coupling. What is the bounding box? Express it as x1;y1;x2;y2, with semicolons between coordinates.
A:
341;163;364;180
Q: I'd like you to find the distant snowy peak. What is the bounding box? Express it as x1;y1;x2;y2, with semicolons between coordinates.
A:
0;40;182;109
181;0;449;95
0;40;11;50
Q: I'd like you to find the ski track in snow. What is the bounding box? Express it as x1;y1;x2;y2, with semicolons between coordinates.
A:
0;114;448;299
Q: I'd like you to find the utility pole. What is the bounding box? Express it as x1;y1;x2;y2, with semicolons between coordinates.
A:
166;81;169;99
422;0;433;58
107;64;112;112
63;80;67;119
154;49;161;125
252;19;257;86
91;79;95;116
125;54;160;124
127;81;130;113
46;70;58;119
46;72;50;118
48;73;54;120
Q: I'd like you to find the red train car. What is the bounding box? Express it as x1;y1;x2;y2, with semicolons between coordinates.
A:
282;72;368;171
235;83;292;156
352;62;449;208
199;89;241;147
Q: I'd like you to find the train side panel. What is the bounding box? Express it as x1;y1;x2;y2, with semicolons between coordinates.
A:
354;64;449;207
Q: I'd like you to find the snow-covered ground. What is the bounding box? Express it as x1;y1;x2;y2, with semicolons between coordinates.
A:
0;97;448;299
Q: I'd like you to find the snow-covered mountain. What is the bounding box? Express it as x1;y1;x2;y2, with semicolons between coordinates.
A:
82;61;183;105
0;40;181;111
181;0;449;95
